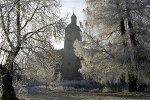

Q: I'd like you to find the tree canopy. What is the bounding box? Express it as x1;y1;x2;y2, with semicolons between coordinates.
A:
74;0;150;91
0;0;65;99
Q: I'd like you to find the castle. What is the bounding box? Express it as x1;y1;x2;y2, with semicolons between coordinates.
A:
61;12;82;80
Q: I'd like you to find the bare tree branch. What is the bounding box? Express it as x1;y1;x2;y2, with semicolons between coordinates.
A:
0;8;14;49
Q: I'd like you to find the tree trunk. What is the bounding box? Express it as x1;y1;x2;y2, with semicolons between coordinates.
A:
126;0;141;92
137;83;147;92
0;65;18;100
128;74;137;92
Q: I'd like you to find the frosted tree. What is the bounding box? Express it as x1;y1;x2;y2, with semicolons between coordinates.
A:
74;0;150;92
16;46;59;89
0;0;65;99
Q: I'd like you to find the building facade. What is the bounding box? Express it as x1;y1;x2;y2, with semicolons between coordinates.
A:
62;12;82;80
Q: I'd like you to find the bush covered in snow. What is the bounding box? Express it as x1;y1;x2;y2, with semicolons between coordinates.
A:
102;87;113;93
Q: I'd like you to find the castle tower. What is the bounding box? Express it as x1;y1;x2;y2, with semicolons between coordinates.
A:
62;12;82;80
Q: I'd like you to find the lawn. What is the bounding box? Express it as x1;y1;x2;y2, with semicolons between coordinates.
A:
23;86;150;100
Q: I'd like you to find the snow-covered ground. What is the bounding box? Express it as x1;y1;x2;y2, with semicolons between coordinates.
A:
1;80;150;100
26;90;150;100
19;85;150;100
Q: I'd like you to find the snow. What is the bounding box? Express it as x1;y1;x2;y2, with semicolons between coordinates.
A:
26;89;150;100
15;82;150;100
0;80;150;100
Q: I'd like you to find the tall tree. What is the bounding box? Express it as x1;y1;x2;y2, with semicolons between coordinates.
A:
74;0;150;91
0;0;65;99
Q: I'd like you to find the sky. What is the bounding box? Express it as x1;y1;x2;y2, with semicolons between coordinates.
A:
60;0;87;24
54;0;87;49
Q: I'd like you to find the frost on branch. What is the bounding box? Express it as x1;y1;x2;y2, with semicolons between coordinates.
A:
74;0;150;91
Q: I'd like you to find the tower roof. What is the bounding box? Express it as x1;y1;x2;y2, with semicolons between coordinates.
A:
66;10;81;31
71;11;77;19
71;10;77;25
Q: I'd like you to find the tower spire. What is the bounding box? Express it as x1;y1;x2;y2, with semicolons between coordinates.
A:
71;8;77;25
73;8;75;15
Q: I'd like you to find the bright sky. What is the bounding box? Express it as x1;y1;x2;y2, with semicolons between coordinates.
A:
54;0;87;49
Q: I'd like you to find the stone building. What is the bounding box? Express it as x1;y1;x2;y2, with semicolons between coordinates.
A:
61;12;82;80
